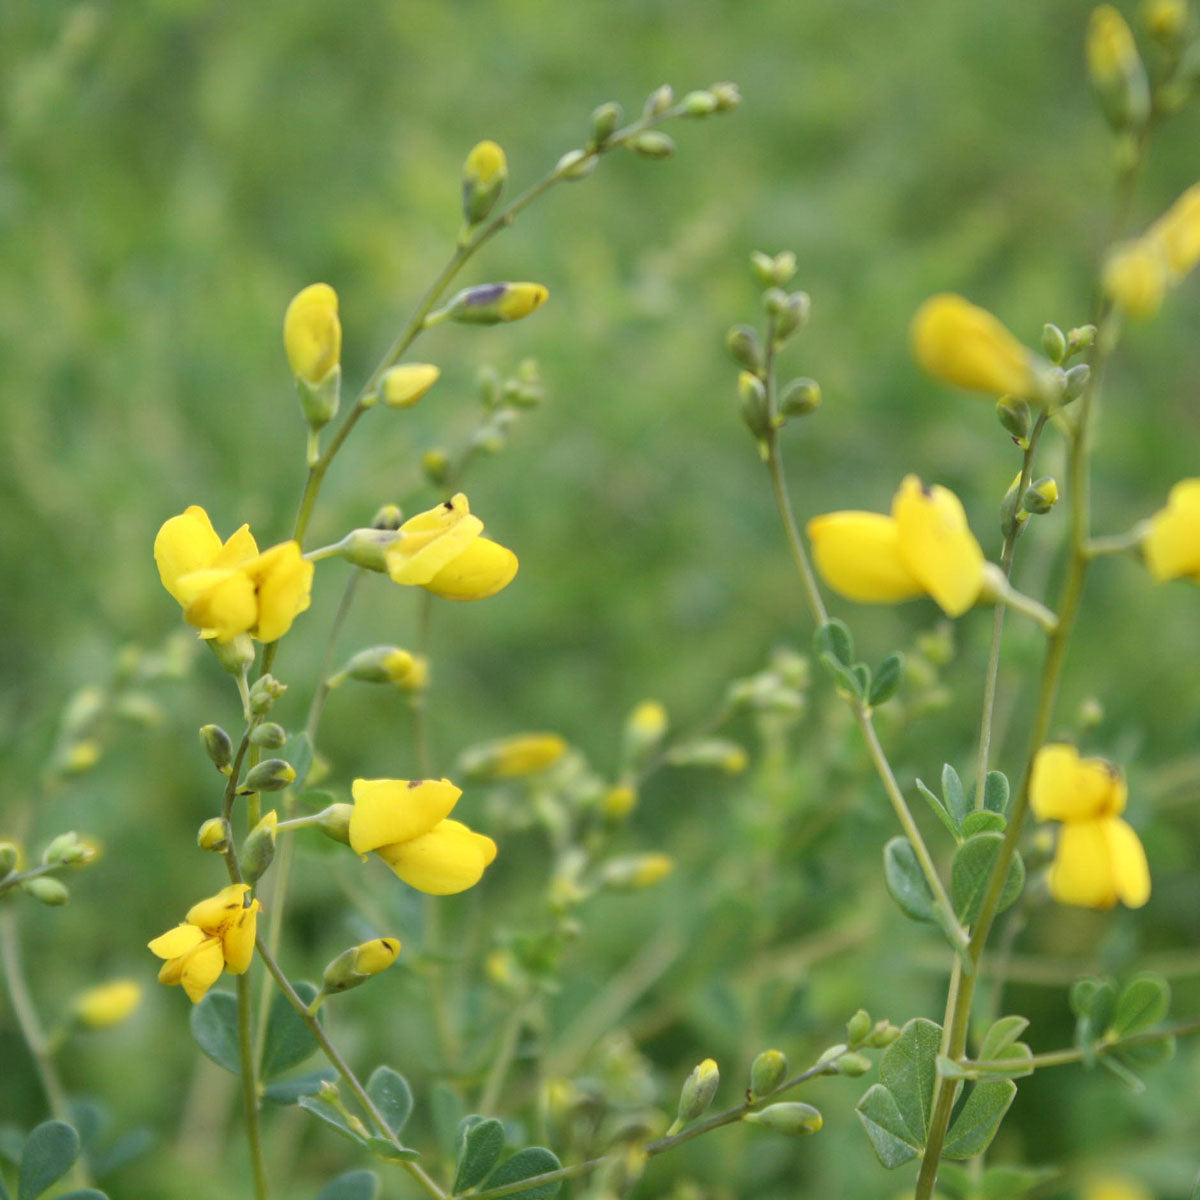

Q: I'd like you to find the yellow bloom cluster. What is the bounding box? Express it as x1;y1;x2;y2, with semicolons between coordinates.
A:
806;475;985;617
1144;478;1200;582
155;506;313;643
148;883;262;1003
349;778;497;894
386;493;518;601
1031;744;1149;910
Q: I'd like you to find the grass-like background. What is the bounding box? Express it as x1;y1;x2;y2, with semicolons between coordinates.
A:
3;2;1200;1196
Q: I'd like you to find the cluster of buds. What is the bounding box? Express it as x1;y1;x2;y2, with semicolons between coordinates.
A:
1;831;100;907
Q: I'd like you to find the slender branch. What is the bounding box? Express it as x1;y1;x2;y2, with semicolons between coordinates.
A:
237;973;269;1200
478;998;533;1116
0;861;65;899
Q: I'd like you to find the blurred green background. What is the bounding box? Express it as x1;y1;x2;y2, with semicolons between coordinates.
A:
3;1;1200;1197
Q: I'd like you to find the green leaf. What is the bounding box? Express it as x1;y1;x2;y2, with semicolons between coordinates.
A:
366;1067;413;1138
937;1163;971;1199
879;1018;941;1144
363;1137;421;1163
1086;979;1117;1032
261;982;321;1079
454;1117;506;1193
0;1125;24;1166
285;732;314;790
854;1084;920;1168
883;838;937;924
941;764;967;827
960;811;1006;837
818;653;865;700
263;1069;337;1105
89;1128;154;1177
942;1079;1016;1160
916;779;961;840
483;1148;563;1200
189;991;240;1075
976;1043;1033;1079
814;619;854;667
1117;1034;1175;1069
981;1164;1061;1199
0;1174;10;1200
56;1193;109;1200
978;1016;1030;1062
983;771;1010;816
869;653;904;706
1110;973;1170;1038
315;1170;379;1200
950;833;1024;925
297;1097;368;1146
432;1083;464;1163
851;663;871;696
19;1121;80;1200
1099;1054;1145;1092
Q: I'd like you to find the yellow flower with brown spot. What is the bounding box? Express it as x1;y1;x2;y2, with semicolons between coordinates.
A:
1143;478;1200;583
349;778;497;895
154;506;313;643
1031;744;1149;910
385;494;517;601
147;883;262;1003
807;475;985;617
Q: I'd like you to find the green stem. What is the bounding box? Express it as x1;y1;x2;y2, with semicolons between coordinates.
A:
478;997;532;1115
305;569;363;746
0;861;64;899
255;937;447;1200
237;972;269;1200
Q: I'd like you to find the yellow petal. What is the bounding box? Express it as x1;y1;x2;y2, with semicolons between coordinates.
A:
1148;181;1200;279
154;507;222;603
352;937;402;976
213;523;259;569
805;511;924;604
376;818;497;895
73;979;142;1029
892;476;985;617
222;899;261;974
186;883;252;933
1104;817;1150;909
1031;743;1125;821
180;569;258;642
245;541;314;643
1048;821;1119;910
1144;478;1200;583
148;922;206;960
349;777;462;855
386;494;484;585
179;937;226;1003
1102;240;1167;319
424;537;518;601
284;282;342;384
910;293;1039;398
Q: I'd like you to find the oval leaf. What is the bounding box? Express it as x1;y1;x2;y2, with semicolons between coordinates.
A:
879;1017;942;1144
869;653;904;707
454;1118;506;1193
482;1147;563;1200
262;982;322;1079
916;778;961;840
315;1170;379;1200
943;1079;1016;1160
263;1069;337;1106
814;619;854;667
983;771;1010;816
1111;974;1170;1038
961;811;1006;837
941;763;967;826
366;1067;413;1138
19;1121;79;1200
979;1016;1029;1062
189;991;240;1075
951;833;1024;925
883;838;937;924
855;1084;920;1169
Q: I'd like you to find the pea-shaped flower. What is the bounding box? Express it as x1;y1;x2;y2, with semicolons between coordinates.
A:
284;283;342;385
349;777;497;894
1143;478;1200;583
1031;744;1149;910
155;506;314;643
385;494;518;601
148;883;262;1003
806;475;985;617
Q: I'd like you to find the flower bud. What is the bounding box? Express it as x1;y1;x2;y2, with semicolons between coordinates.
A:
321;937;402;994
847;1008;873;1045
443;282;549;325
726;324;765;372
643;84;674;117
332;528;401;573
743;1102;823;1136
242;759;296;793
372;504;404;530
630;131;676;159
250;722;287;750
602;784;637;821
665;739;748;772
590;101;622;145
682;89;718;116
836;1052;872;1077
997;396;1033;445
198;817;231;853
73;980;142;1029
1041;322;1068;363
1022;477;1060;516
458;733;568;781
377;363;441;410
462;140;508;226
0;843;18;878
284;283;342;385
623;699;668;764
249;675;287;716
338;645;416;685
1088;5;1151;130
42;832;82;865
209;633;255;677
22;876;69;906
601;853;674;891
739;371;771;440
199;724;233;771
1063;363;1091;402
1103;239;1168;318
772;291;811;342
778;377;821;418
1144;0;1189;41
60;740;101;774
710;81;742;111
1147;181;1200;280
555;149;597;181
676;1058;720;1125
868;1021;901;1048
750;1049;789;1098
241;810;278;884
316;803;354;845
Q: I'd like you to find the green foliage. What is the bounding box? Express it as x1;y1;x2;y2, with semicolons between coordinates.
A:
314;1172;379;1200
365;1067;414;1139
188;992;241;1075
261;982;323;1078
454;1117;506;1193
17;1122;80;1200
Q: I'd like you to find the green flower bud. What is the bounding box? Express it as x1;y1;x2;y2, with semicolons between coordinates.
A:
249;675;287;716
198;817;231;853
665;738;748;773
297;366;341;433
738;371;771;439
555;149;597;181
333;527;401;572
1022;476;1059;516
710;82;742;111
250;722;287;750
750;1049;789;1098
317;803;354;846
778;377;821;418
590;101;622;146
836;1052;872;1077
623;699;668;765
371;504;404;531
744;1102;823;1136
997;396;1032;446
601;853;674;891
847;1008;872;1045
241;811;278;885
339;645;416;686
443;282;549;325
321;937;402;995
23;877;70;906
643;84;674;118
682;89;718;116
0;843;18;878
868;1021;901;1048
676;1058;720;1125
772;291;811;342
1087;5;1150;131
242;758;296;793
42;832;81;865
750;251;778;286
726;324;765;372
1068;324;1097;354
462;140;508;226
630;131;676;159
1063;363;1091;402
209;633;255;677
1041;322;1067;363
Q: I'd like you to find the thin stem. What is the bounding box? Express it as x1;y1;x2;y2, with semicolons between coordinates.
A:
255;937;447;1200
478;998;531;1116
305;570;363;746
237;973;269;1200
0;861;64;899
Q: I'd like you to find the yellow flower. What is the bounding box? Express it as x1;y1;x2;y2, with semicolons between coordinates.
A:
385;493;518;601
148;883;262;1003
459;733;568;781
73;979;143;1029
154;506;314;643
1143;0;1188;40
284;283;341;384
910;294;1041;398
1031;744;1150;910
1147;181;1200;280
1144;478;1200;582
807;475;985;617
1102;240;1168;318
381;363;441;409
349;777;497;895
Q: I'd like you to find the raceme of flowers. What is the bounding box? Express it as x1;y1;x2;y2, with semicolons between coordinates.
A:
148;883;262;1003
1031;743;1150;910
154;506;313;643
806;475;985;617
349;777;498;895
